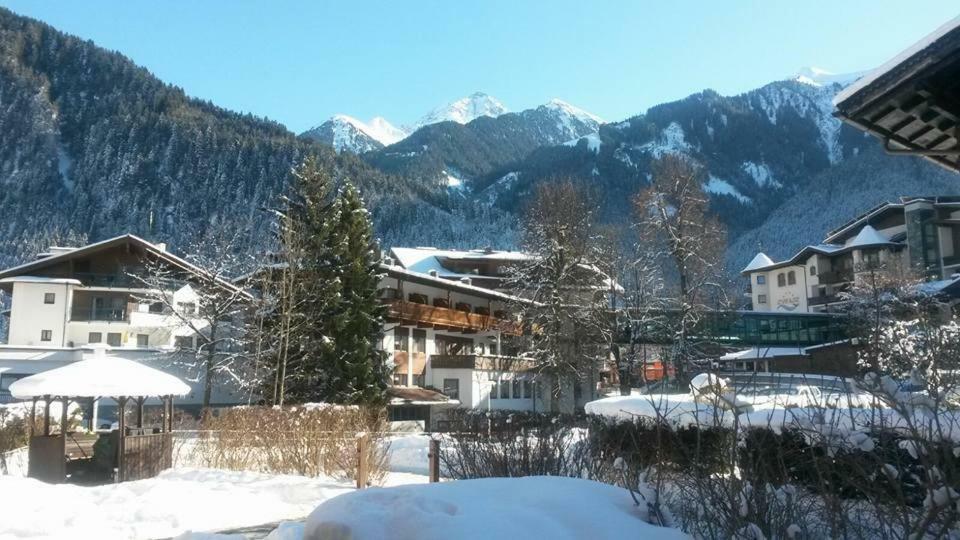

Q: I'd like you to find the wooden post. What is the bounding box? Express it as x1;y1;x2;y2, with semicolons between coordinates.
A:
356;433;369;489
161;396;168;433
60;397;69;435
116;396;127;482
135;397;144;429
43;395;50;436
29;397;37;437
428;439;440;483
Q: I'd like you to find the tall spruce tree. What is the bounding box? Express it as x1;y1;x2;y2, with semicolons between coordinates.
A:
280;157;343;403
330;183;387;405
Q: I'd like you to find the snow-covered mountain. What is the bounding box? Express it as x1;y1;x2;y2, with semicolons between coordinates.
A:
416;92;508;127
301;115;408;153
793;66;869;88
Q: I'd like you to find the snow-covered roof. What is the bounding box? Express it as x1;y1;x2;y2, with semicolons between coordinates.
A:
846;224;892;248
719;347;808;361
834;16;960;107
0;276;81;285
8;352;191;398
382;264;533;305
741;252;775;273
388;247;528;278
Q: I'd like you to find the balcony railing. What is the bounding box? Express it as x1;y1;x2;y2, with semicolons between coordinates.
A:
430;354;534;371
816;270;853;284
70;307;128;322
383;299;522;336
808;294;842;307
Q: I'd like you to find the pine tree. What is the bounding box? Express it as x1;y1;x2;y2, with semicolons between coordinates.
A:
280;157;343;403
329;182;387;405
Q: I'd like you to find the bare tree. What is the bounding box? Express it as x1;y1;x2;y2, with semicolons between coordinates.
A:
633;155;729;382
509;180;611;413
131;227;255;409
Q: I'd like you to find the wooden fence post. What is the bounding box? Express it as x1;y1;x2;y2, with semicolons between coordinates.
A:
356;433;369;489
428;439;440;483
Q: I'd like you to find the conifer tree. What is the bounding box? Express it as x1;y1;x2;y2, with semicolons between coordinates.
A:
329;182;387;405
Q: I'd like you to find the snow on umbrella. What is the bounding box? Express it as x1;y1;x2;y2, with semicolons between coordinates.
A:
9;354;191;399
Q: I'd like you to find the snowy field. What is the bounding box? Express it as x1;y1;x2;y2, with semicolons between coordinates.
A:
0;468;429;539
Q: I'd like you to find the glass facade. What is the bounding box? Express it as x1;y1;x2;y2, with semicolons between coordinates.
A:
905;204;941;279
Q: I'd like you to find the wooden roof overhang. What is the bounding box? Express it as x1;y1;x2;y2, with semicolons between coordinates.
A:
835;17;960;172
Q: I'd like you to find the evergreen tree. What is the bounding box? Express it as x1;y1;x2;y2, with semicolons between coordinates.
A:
329;182;387;405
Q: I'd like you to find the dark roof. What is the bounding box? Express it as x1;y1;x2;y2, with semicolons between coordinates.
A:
834;17;960;172
0;234;247;296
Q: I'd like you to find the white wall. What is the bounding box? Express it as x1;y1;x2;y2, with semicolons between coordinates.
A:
8;281;73;346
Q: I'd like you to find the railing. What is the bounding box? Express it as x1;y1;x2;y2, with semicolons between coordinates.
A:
122;432;172;482
808;294;842;306
70;307;127;322
816;269;853;284
430;354;534;371
73;272;187;290
383;300;522;335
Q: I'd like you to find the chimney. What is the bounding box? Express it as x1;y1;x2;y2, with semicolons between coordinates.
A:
383;257;395;266
429;269;438;277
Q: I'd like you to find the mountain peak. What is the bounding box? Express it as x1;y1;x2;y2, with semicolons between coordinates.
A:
542;98;604;124
417;92;508;127
302;114;407;153
793;66;868;88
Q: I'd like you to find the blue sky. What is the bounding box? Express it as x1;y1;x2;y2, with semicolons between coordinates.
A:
1;1;957;133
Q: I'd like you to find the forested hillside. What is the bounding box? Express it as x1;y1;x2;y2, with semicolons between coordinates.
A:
0;8;482;265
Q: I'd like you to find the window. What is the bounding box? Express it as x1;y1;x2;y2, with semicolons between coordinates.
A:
810;266;817;276
757;294;767;304
148;302;164;314
412;329;426;354
777;273;786;287
88;332;102;344
435;334;474;356
512;379;522;399
43;292;55;304
40;330;52;342
499;379;510;399
393;327;409;351
442;378;460;400
756;275;765;285
490;381;498;399
107;333;121;347
787;271;796;285
523;380;533;399
175;336;194;349
136;334;149;348
177;302;196;316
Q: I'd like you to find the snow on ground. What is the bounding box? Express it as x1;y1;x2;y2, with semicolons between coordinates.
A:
0;468;429;539
562;132;601;152
386;433;432;475
304;476;689;540
704;175;751;203
584;393;736;427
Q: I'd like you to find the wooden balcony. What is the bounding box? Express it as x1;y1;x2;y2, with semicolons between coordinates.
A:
383;300;521;336
430;354;535;372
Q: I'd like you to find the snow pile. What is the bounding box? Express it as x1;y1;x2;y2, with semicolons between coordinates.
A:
304;476;689;540
584;393;737;428
385;434;432;475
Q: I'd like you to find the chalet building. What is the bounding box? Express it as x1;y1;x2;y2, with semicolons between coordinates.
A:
742;197;960;313
378;262;599;428
0;234;248;408
385;246;529;292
